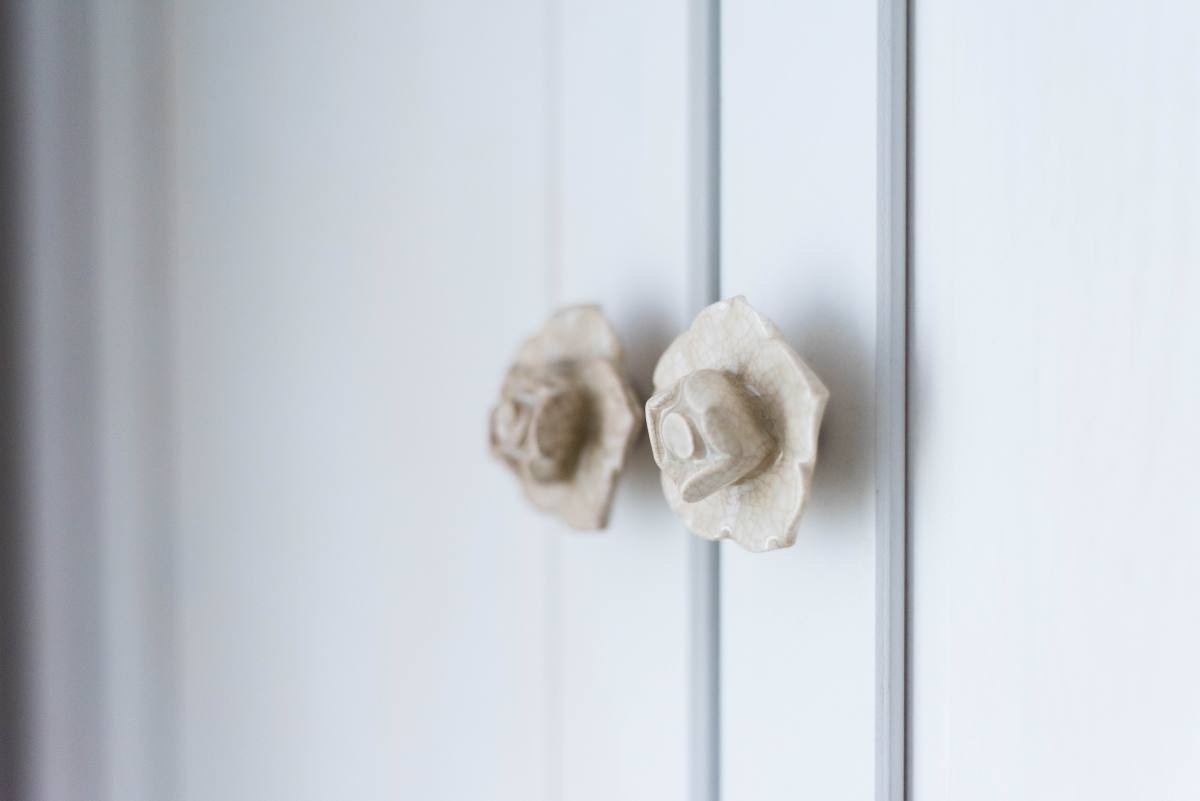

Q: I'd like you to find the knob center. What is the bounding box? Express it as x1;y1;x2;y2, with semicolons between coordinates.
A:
663;412;695;459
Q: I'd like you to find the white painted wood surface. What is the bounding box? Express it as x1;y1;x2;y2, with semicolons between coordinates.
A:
172;3;557;799
719;0;882;798
910;2;1200;799
554;2;690;796
29;1;900;797
171;1;694;799
25;1;1200;798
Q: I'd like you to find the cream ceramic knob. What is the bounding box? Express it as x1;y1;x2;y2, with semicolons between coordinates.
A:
489;306;642;529
646;297;829;552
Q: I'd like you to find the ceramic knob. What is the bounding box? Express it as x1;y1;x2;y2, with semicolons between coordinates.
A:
646;296;829;552
489;306;642;529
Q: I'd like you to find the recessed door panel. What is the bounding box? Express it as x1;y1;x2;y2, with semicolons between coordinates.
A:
720;1;886;798
910;2;1200;798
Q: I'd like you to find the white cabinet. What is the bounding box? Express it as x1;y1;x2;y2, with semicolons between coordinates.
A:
164;1;897;798
13;1;1199;800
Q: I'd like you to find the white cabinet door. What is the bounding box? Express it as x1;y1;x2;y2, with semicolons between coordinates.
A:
910;2;1200;800
170;0;906;798
33;2;1200;800
27;1;909;800
172;3;560;800
169;2;694;800
718;0;907;799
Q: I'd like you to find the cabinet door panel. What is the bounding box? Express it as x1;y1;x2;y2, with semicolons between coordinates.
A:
554;2;691;798
910;2;1200;799
173;4;555;799
720;0;885;798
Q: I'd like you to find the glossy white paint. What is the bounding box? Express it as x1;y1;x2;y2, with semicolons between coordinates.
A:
719;0;882;798
910;2;1200;799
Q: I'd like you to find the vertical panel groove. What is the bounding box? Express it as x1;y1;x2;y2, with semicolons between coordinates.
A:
543;0;564;798
875;0;909;798
689;1;720;800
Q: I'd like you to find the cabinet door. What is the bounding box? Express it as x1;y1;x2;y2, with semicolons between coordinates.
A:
910;2;1200;799
169;2;694;800
718;0;906;799
171;4;559;800
25;1;904;799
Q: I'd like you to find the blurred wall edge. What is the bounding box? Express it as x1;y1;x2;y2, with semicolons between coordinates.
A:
1;0;26;794
7;2;172;801
7;2;105;800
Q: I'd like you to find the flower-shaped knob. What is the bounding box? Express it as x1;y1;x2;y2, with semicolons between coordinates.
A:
489;306;641;529
491;367;588;484
646;297;829;552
